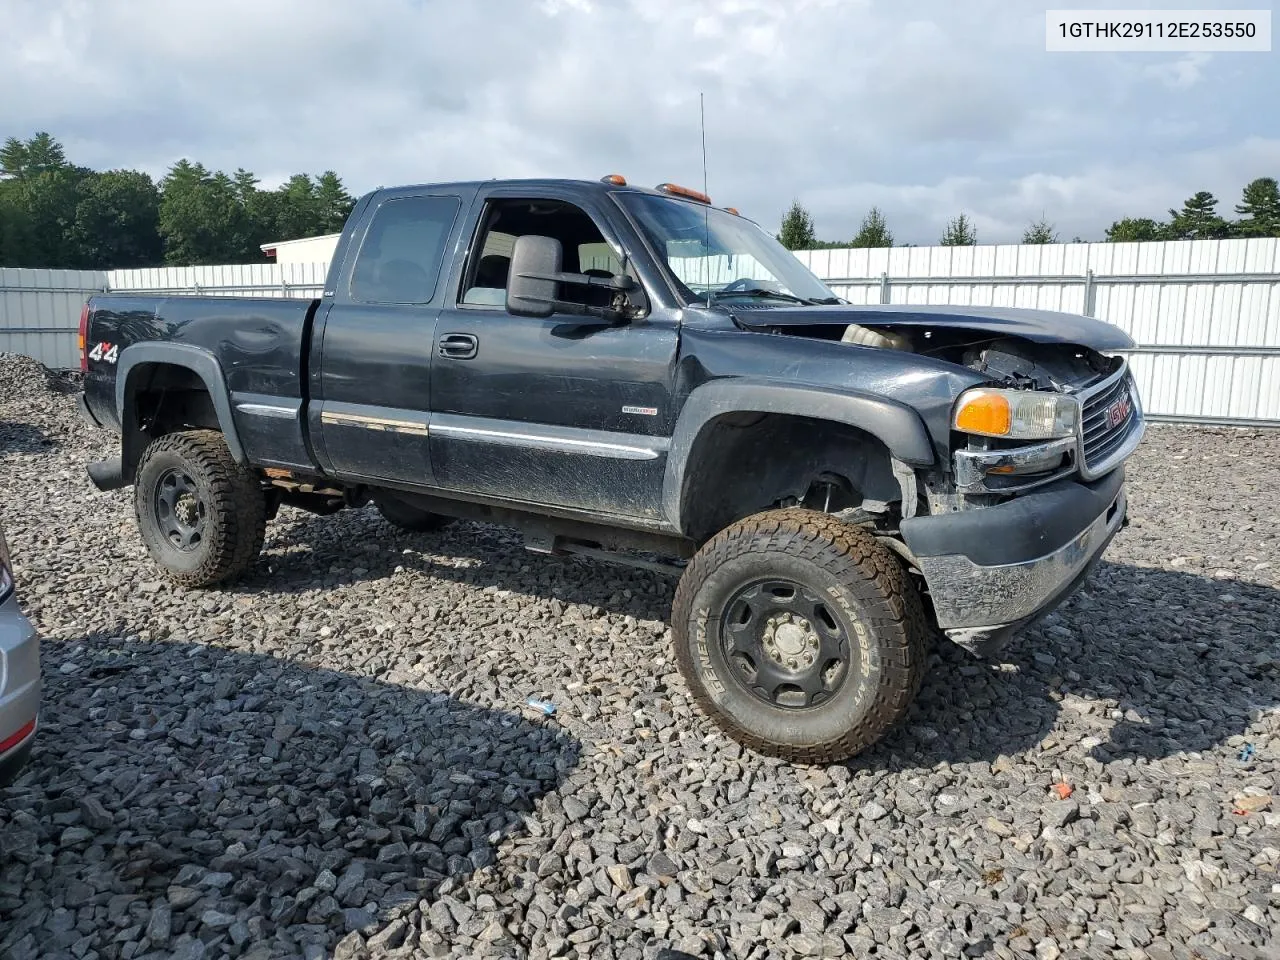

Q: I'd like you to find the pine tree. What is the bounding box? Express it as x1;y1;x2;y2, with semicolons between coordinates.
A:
1022;218;1057;244
940;213;977;246
1166;191;1228;240
1234;177;1280;237
850;207;893;247
315;171;355;233
777;200;816;250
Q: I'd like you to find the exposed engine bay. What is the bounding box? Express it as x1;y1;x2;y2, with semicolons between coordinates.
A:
760;315;1119;395
952;337;1116;393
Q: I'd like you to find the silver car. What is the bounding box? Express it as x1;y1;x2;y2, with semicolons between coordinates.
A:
0;522;39;786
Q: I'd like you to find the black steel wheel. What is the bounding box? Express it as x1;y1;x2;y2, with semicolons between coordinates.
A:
153;467;209;551
134;430;267;587
672;508;929;763
721;579;852;710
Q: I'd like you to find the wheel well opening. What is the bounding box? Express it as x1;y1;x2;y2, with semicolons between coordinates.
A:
679;413;901;542
128;363;221;438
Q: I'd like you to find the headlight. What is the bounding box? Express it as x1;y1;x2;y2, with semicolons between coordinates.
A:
953;388;1078;440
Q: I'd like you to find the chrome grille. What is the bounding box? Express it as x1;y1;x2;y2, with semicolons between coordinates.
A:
1080;371;1136;471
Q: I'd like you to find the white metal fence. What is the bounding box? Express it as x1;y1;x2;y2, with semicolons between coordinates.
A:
0;268;108;371
795;237;1280;427
2;239;1278;426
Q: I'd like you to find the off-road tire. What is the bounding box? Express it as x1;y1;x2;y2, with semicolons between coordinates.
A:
671;508;930;763
375;495;452;533
134;430;267;587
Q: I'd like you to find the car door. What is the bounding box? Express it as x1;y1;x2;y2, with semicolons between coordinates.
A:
430;186;679;521
312;188;474;485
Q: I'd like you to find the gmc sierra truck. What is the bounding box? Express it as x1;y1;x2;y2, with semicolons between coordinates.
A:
79;176;1144;761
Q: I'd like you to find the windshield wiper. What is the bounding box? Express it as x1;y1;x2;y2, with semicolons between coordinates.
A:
709;286;816;306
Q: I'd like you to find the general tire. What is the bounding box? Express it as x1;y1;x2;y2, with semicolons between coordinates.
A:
134;430;267;587
375;495;453;533
671;508;929;763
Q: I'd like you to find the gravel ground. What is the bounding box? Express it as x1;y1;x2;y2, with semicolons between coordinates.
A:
1;351;1277;960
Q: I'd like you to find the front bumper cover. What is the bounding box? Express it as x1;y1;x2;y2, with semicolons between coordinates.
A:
901;470;1128;657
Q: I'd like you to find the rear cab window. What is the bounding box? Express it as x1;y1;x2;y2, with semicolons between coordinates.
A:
349;196;460;304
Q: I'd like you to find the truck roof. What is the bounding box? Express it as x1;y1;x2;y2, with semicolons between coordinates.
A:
364;177;739;212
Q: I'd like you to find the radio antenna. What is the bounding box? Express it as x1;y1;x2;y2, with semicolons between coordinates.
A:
701;91;711;308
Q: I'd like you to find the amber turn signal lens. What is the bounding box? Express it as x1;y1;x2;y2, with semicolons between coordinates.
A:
656;182;712;204
954;390;1012;436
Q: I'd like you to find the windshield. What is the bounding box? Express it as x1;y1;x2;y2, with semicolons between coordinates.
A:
616;192;839;305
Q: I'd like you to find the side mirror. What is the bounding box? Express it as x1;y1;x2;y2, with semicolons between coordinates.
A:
506;234;562;319
506;234;643;323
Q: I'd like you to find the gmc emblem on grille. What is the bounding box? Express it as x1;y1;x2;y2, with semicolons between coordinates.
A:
1106;393;1131;428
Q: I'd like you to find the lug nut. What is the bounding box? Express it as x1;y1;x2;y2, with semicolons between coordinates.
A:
788;659;797;668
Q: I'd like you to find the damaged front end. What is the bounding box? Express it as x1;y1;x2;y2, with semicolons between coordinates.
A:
734;304;1146;657
896;335;1144;657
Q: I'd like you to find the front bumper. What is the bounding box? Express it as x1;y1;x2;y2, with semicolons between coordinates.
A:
0;590;41;787
901;469;1127;657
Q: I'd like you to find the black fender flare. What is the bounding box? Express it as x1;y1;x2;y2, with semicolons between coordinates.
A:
112;343;246;481
661;379;935;532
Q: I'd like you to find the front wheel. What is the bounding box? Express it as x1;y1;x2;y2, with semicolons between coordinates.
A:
671;508;929;763
134;430;267;587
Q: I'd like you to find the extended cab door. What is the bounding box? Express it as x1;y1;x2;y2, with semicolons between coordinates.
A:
430;187;679;521
312;188;474;484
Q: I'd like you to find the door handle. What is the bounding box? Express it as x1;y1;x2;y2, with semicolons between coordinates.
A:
438;333;478;360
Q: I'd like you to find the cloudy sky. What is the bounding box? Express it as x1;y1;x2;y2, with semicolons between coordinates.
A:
3;0;1277;244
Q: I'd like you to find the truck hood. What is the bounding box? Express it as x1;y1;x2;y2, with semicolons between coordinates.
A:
735;303;1135;352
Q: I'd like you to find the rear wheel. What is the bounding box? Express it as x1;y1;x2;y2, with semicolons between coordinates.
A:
671;508;929;763
134;430;267;587
375;495;452;533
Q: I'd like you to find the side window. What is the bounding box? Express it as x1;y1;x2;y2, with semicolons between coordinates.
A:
459;199;621;309
349;196;460;304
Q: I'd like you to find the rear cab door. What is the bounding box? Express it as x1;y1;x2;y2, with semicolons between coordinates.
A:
310;186;476;484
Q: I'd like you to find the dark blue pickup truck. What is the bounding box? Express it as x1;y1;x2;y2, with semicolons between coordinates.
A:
80;176;1144;761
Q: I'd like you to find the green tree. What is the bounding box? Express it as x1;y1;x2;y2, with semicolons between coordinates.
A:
777;200;817;250
69;170;163;267
5;167;89;266
940;213;977;246
159;160;255;265
1166;191;1228;240
273;173;323;241
1234;177;1280;237
1;131;67;179
1022;217;1057;244
1105;217;1164;242
315;171;355;233
850;207;893;248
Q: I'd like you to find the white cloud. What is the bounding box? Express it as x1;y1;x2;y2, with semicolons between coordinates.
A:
1143;53;1212;89
0;0;1275;244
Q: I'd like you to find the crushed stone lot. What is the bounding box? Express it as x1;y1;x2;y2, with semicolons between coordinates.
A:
1;351;1278;960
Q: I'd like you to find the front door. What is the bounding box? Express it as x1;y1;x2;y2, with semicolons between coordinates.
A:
313;190;470;484
430;190;679;521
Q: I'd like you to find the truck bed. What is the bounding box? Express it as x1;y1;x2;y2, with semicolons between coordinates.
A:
83;294;321;469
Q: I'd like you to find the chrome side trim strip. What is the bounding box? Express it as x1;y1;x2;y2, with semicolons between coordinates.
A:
235;402;298;420
319;410;429;436
432;415;669;461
